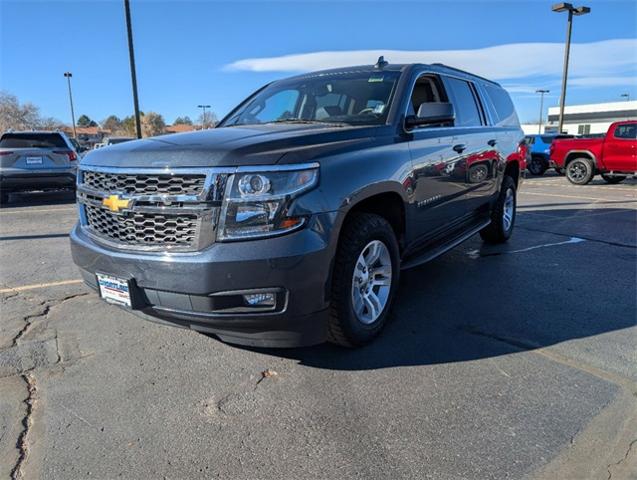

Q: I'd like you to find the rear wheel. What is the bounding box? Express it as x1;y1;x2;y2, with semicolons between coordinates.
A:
0;192;9;205
554;167;565;176
528;156;547;176
328;213;400;347
601;174;626;184
566;157;595;185
480;175;516;244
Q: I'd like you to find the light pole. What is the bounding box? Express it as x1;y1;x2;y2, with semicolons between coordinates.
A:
536;89;549;134
620;93;630;102
124;0;142;139
552;3;591;134
198;104;211;129
63;72;77;139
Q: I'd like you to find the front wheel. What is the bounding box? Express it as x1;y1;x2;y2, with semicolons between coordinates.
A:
328;213;400;347
601;174;626;184
480;175;516;244
566;158;595;185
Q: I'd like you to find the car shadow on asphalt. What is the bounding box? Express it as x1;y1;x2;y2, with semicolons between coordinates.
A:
234;206;636;371
0;190;76;209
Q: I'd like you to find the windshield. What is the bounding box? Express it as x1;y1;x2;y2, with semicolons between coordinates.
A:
222;70;401;127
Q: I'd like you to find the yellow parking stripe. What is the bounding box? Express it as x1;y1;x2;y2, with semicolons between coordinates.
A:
0;279;83;294
0;207;76;215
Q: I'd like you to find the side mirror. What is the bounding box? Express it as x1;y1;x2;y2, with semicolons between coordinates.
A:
405;102;455;129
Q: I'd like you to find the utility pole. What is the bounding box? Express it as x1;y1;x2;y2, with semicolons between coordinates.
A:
63;72;77;139
552;3;590;134
198;104;211;129
124;0;142;139
536;89;549;134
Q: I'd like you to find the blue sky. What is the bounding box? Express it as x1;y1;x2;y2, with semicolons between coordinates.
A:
1;0;636;125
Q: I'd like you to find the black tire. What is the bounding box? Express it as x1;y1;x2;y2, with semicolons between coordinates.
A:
601;174;626;184
554;167;565;176
528;156;547;176
0;192;9;205
480;176;516;244
328;212;400;347
566;157;595;185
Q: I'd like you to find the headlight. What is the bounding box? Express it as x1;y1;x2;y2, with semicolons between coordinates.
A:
217;165;319;240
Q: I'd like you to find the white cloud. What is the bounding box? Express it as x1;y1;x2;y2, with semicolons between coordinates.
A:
224;39;637;83
569;76;637;87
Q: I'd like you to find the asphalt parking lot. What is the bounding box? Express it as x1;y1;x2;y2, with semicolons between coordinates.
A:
1;173;635;480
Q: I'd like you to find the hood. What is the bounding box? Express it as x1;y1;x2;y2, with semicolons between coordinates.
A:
81;124;390;168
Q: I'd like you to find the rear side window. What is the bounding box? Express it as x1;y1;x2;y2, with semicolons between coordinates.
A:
525;136;535;144
540;135;557;144
484;85;519;127
0;133;68;148
614;124;637;139
444;77;483;127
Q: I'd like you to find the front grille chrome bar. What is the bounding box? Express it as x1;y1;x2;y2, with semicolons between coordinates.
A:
76;166;234;253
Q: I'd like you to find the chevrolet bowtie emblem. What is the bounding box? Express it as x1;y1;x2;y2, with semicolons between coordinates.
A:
102;195;130;212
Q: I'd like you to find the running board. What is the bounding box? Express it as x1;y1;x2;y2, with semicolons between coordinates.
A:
400;219;491;270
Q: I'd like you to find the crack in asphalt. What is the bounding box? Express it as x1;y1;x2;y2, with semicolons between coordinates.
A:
607;438;637;480
10;372;36;480
11;293;90;347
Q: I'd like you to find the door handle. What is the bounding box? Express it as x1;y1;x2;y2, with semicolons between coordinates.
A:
453;144;466;153
488;139;497;147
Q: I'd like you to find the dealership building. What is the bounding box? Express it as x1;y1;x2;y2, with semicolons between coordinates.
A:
522;100;637;136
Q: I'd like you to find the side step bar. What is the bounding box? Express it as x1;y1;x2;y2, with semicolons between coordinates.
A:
400;219;490;270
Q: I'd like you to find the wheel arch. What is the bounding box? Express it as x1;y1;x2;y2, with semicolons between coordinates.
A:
565;150;597;167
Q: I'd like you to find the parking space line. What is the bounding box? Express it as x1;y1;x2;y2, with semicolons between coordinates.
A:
0;279;83;294
0;207;76;215
520;191;619;202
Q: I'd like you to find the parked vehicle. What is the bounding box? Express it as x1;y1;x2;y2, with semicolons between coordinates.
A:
70;60;526;348
525;133;574;175
551;121;637;184
0;131;78;203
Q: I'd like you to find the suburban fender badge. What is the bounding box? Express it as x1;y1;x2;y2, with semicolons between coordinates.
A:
102;195;130;213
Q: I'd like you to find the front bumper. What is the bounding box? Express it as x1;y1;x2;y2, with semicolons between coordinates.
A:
0;169;76;192
70;212;338;347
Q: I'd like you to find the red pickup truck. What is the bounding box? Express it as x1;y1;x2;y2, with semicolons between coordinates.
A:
550;121;636;185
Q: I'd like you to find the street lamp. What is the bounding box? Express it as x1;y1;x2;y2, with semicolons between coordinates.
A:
124;0;142;139
536;89;549;134
63;72;77;139
620;93;630;102
198;104;211;129
552;2;591;134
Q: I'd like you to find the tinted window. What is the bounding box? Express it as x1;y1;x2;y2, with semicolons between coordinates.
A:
525;136;535;144
444;77;482;127
614;124;637;139
0;133;68;148
484;85;519;127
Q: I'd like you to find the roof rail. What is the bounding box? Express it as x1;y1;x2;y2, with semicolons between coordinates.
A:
431;63;500;86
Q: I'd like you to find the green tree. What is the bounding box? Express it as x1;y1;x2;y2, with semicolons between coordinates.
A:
174;116;193;125
77;114;97;127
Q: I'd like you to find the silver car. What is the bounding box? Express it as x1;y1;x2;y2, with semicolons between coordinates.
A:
0;131;78;203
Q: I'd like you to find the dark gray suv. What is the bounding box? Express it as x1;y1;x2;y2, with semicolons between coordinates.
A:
70;61;526;348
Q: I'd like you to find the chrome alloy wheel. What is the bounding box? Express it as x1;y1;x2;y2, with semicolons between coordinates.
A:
502;187;515;232
351;240;392;325
567;161;587;182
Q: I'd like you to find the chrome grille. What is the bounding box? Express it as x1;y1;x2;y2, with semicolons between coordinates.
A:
85;205;198;248
81;170;206;196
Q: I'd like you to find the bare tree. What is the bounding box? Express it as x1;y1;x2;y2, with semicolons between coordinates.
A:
141;112;166;137
0;91;40;132
197;111;218;129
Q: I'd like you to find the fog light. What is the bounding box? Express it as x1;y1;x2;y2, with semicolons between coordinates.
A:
243;292;276;307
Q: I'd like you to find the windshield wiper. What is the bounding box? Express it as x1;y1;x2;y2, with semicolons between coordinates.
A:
265;118;348;127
